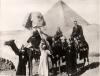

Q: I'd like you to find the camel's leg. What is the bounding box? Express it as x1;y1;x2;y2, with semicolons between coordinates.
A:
87;51;89;65
83;58;86;67
52;62;54;73
30;60;33;76
28;50;33;76
87;56;89;65
66;61;69;76
28;59;33;76
58;57;61;73
53;61;57;75
28;61;31;76
55;61;58;74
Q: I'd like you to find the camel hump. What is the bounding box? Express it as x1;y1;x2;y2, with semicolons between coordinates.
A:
5;40;15;45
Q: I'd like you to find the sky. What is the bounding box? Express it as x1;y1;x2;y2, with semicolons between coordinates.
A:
0;0;99;31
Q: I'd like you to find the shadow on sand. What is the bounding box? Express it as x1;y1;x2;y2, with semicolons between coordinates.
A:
71;62;100;76
33;62;100;76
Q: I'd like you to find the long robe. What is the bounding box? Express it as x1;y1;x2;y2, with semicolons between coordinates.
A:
38;49;50;76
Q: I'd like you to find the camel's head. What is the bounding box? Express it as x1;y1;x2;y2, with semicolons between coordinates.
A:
5;40;15;46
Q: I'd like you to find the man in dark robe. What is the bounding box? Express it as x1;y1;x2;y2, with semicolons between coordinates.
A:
5;40;28;76
69;38;77;72
62;38;68;62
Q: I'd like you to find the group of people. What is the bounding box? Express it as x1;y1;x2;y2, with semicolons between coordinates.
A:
5;12;89;76
25;20;88;76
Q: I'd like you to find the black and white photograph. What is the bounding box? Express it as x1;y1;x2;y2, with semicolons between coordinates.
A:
0;0;100;76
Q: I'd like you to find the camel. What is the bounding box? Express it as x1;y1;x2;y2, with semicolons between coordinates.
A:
5;40;28;76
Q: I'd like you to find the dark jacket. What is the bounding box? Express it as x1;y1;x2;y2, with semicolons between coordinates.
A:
72;25;83;38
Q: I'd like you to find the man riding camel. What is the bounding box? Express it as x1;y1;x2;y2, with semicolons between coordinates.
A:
54;27;63;41
24;12;50;48
23;12;52;76
71;21;85;41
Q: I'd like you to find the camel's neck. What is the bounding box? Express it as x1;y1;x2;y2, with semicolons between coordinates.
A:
9;42;19;55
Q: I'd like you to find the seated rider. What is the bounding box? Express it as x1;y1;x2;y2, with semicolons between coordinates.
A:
27;29;41;49
54;27;63;41
71;21;85;40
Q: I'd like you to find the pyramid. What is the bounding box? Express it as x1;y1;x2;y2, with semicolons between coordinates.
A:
44;1;89;36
